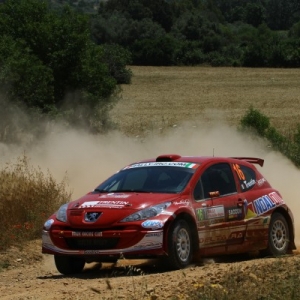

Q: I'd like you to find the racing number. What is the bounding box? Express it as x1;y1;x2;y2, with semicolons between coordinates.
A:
233;164;245;181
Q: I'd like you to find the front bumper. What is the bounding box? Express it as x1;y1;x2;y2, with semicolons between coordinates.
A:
42;229;164;256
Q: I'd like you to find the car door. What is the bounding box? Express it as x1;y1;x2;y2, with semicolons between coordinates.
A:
192;163;247;255
231;162;271;250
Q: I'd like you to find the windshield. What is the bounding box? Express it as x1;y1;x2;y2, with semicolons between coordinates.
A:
94;165;197;194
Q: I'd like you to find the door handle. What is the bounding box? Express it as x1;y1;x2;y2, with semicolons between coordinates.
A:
237;198;244;207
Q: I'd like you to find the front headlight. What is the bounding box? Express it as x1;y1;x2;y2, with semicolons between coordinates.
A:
120;202;171;222
56;203;68;222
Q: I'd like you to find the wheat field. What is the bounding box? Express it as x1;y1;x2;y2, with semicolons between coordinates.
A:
111;66;300;137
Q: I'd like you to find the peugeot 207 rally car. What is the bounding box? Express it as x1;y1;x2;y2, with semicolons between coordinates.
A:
42;154;296;275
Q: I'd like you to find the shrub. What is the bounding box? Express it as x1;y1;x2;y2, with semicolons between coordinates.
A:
240;107;300;167
240;106;270;136
0;155;71;250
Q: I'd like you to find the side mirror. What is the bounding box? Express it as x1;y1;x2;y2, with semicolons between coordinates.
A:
209;191;220;198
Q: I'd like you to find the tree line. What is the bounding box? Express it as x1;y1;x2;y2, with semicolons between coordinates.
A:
91;0;300;67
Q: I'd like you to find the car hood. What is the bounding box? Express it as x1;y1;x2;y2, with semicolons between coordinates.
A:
65;192;180;228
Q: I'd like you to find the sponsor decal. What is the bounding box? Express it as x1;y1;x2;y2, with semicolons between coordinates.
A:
72;231;102;237
226;207;243;220
228;208;242;215
253;192;284;215
84;250;103;254
206;206;225;219
160;211;174;216
246;229;268;239
80;200;130;208
80;201;99;208
199;234;226;245
99;193;130;199
197;218;225;227
233;164;256;190
244;201;257;219
132;232;163;249
196;206;225;222
233;164;246;181
196;208;206;221
141;220;164;229
257;178;267;186
145;232;163;238
263;217;269;224
133;241;162;249
173;199;190;206
123;162;199;169
243;179;256;189
228;231;244;240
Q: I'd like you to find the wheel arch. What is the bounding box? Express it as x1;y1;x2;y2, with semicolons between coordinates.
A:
272;207;296;251
164;212;199;255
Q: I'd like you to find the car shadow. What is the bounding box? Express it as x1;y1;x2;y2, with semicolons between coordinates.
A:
37;258;169;280
37;253;266;280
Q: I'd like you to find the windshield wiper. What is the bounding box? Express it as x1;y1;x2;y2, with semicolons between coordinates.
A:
110;189;150;193
93;189;109;193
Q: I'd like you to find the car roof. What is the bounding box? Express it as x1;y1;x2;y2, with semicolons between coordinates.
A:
137;154;264;167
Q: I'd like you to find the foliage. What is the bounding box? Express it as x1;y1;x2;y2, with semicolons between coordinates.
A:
101;44;132;84
240;106;270;136
131;35;177;66
9;0;297;68
0;0;132;132
240;107;300;167
0;155;71;250
90;0;300;67
0;36;55;111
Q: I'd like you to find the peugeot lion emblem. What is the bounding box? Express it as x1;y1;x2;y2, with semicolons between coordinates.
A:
84;212;101;222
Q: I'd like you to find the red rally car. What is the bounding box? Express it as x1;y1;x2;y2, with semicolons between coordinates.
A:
42;154;296;275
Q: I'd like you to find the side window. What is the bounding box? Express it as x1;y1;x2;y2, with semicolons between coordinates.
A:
232;164;256;192
193;163;237;200
193;180;204;200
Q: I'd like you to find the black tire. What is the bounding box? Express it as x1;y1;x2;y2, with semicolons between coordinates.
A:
165;219;193;269
265;213;290;256
54;255;85;275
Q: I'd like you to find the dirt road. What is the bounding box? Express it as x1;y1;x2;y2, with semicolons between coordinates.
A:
1;240;300;300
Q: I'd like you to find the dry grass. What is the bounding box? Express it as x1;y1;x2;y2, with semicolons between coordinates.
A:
111;66;300;136
0;155;71;250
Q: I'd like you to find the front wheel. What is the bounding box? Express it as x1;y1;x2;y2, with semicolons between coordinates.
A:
54;255;85;275
265;213;290;256
165;219;193;269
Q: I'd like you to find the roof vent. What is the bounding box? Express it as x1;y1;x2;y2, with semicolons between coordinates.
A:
156;154;181;162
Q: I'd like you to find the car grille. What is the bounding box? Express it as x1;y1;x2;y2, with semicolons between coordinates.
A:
65;238;119;250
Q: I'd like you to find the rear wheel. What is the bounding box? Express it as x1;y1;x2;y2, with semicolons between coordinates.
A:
265;213;289;256
165;219;193;269
54;255;85;275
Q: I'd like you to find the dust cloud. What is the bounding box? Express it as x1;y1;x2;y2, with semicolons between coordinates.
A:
1;119;299;244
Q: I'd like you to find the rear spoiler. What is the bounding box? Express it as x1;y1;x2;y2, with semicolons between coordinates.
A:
231;157;264;167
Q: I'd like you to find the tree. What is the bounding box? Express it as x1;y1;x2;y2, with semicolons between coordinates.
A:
243;3;266;27
0;36;54;111
0;0;130;130
266;0;293;30
131;35;176;65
